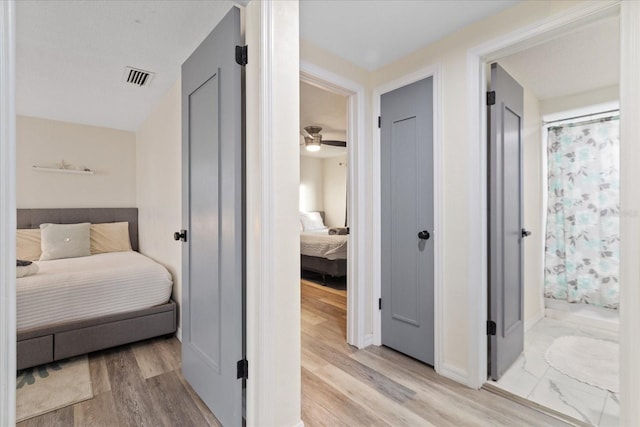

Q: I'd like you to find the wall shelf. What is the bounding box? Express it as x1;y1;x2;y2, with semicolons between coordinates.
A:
32;166;94;175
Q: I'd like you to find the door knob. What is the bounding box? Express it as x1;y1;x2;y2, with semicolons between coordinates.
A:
418;230;430;240
174;230;187;242
521;229;531;238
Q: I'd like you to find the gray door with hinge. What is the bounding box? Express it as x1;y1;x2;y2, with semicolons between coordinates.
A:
380;77;434;365
178;7;243;426
488;62;526;380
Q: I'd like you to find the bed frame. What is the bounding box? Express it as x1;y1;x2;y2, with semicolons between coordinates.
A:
300;211;347;279
16;208;177;370
301;255;347;278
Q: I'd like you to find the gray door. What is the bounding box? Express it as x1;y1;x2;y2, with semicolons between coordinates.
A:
380;77;434;365
488;62;525;380
179;7;243;426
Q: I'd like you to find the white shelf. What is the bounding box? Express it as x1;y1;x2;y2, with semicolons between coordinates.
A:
32;166;94;175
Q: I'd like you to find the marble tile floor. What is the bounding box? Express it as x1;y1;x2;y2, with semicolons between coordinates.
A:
490;317;619;426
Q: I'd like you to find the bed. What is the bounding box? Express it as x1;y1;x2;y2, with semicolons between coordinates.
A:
300;211;348;278
16;208;177;370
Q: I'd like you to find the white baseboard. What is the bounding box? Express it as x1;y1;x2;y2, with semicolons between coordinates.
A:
361;333;374;348
437;362;470;387
176;326;182;342
545;307;619;332
291;420;305;427
524;311;544;332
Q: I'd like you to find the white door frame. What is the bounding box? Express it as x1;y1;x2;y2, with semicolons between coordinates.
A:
372;64;444;376
299;61;367;348
0;0;16;424
467;1;640;423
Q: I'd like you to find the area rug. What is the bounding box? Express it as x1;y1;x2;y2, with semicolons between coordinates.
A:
545;335;618;393
16;356;93;422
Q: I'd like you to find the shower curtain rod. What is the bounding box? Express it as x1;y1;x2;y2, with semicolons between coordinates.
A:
542;108;619;126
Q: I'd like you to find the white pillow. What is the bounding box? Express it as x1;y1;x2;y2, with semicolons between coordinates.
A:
39;223;91;261
300;212;326;231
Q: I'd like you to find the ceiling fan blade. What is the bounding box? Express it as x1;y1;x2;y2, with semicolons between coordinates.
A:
322;140;347;147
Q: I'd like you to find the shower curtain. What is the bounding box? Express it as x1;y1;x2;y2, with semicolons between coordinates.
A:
544;115;620;309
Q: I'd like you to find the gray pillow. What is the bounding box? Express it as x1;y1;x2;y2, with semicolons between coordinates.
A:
39;223;91;261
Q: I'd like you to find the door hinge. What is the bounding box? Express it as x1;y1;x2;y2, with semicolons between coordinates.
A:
235;45;248;66
378;298;382;310
173;229;187;242
378;116;381;128
237;358;248;379
487;320;497;336
486;91;496;106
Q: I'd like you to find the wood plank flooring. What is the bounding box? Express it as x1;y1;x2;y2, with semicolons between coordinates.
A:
17;337;221;427
300;279;570;427
20;280;570;426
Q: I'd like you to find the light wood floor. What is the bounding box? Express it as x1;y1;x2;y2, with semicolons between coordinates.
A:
19;281;569;426
300;279;569;427
17;336;221;427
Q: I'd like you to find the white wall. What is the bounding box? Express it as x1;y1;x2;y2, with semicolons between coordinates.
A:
299;154;347;228
16;115;136;208
299;156;324;213
522;85;544;327
323;155;347;227
135;77;182;335
541;84;619;116
246;1;301;425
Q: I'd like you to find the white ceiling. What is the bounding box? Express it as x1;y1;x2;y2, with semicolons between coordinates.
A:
16;1;236;131
300;82;347;159
299;0;519;71
16;1;525;133
498;15;619;100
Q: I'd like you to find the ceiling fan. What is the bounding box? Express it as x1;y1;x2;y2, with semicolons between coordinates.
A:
300;126;346;152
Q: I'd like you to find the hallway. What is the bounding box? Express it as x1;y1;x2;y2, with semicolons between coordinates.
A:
300;280;568;426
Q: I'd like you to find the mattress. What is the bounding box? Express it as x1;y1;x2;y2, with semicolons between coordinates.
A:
17;251;173;331
300;231;348;260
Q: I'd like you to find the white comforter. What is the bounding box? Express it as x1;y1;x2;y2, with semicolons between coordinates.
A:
17;251;173;331
300;231;348;260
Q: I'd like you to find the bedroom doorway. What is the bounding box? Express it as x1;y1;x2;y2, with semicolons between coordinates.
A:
299;63;366;350
299;79;350;341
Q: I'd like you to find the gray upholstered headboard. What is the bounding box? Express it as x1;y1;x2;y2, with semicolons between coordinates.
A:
17;208;139;251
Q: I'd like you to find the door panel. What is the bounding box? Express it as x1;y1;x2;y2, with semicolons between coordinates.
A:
488;62;524;380
381;77;434;365
189;75;221;370
181;7;243;426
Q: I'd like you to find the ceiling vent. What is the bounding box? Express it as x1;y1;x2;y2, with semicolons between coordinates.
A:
123;66;154;87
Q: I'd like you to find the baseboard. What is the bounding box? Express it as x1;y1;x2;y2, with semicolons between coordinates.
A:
524;311;544;332
176;326;182;342
361;333;374;348
545;307;619;332
438;362;470;386
291;420;305;427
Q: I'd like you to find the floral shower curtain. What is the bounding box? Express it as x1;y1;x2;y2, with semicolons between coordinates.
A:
544;115;620;309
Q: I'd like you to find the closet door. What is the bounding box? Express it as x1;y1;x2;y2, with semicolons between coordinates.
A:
380;76;434;365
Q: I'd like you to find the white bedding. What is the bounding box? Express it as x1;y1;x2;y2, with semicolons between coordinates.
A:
300;231;348;260
17;251;173;331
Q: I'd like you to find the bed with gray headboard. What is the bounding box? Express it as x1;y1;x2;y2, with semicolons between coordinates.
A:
16;208;176;370
300;211;347;278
